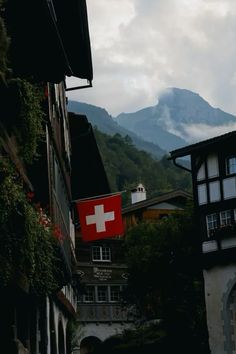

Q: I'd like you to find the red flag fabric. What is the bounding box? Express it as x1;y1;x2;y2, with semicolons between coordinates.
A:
76;194;124;242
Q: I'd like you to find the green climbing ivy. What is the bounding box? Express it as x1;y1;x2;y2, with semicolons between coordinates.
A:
12;78;45;164
0;157;65;296
0;0;9;81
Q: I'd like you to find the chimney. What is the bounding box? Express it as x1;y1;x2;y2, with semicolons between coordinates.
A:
131;183;146;204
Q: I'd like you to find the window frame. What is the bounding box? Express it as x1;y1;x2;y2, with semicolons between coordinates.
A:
220;210;231;226
97;285;108;303
92;246;111;262
84;285;95;303
109;285;121;303
206;213;218;236
226;156;236;175
80;285;124;303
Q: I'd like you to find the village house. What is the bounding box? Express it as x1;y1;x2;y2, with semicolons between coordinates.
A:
73;177;191;353
123;184;192;229
0;0;93;353
169;130;236;354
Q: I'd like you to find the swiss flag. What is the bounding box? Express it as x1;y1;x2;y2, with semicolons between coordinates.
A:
76;194;124;242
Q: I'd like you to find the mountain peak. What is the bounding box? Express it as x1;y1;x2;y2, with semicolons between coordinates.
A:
116;87;236;150
68;88;236;155
158;87;206;108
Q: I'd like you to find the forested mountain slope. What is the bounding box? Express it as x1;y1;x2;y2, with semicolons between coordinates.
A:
93;128;191;205
68;100;165;159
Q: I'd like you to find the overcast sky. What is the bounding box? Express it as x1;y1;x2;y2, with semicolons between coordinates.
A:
66;0;236;118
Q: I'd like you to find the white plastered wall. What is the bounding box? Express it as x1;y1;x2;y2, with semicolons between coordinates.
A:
203;264;236;354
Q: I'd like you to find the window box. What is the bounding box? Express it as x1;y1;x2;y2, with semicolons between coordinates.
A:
212;223;236;239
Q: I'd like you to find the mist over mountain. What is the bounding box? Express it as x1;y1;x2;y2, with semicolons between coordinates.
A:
68;88;236;157
68;101;165;159
116;88;236;151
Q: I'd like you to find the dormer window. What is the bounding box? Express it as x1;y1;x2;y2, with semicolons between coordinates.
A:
92;246;111;262
226;156;236;175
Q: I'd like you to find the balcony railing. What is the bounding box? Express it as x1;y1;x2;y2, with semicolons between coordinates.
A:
208;223;236;239
77;303;136;322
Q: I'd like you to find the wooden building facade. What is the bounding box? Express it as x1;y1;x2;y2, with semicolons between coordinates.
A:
169;131;236;354
123;188;192;230
74;179;191;352
0;0;93;353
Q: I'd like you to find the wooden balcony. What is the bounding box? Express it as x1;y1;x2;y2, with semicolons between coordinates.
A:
208;223;236;240
77;303;136;323
203;223;236;268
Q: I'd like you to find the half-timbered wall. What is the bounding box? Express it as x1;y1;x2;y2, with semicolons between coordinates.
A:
193;150;236;244
171;134;236;354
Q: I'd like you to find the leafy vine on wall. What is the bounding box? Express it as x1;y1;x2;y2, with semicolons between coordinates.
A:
0;0;9;81
15;78;45;164
0;77;46;166
0;3;67;296
0;157;66;296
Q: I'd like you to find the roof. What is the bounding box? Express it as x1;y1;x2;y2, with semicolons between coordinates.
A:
169;130;236;159
122;189;192;214
69;113;110;200
53;0;93;81
4;0;93;83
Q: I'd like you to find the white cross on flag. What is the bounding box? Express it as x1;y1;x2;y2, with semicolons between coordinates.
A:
76;194;124;241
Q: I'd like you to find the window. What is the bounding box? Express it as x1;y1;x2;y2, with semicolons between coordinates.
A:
97;286;108;302
110;286;120;302
209;181;221;202
198;184;207;205
84;286;95;302
81;285;124;303
220;210;231;226
226;156;236;175
160;214;168;220
197;162;205;181
223;177;236;199
92;246;111;262
207;154;219;178
206;213;218;235
52;149;70;234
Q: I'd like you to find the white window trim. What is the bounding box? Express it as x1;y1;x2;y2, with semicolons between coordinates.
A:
83;286;95;303
220;210;231;226
92;246;111;262
226;156;236;175
109;285;122;303
81;285;123;303
206;213;218;237
96;285;108;303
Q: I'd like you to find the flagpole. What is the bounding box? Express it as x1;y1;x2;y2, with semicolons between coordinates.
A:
71;190;127;203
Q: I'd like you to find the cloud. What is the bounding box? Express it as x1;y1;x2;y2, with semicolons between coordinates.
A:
67;0;236;119
178;122;236;143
